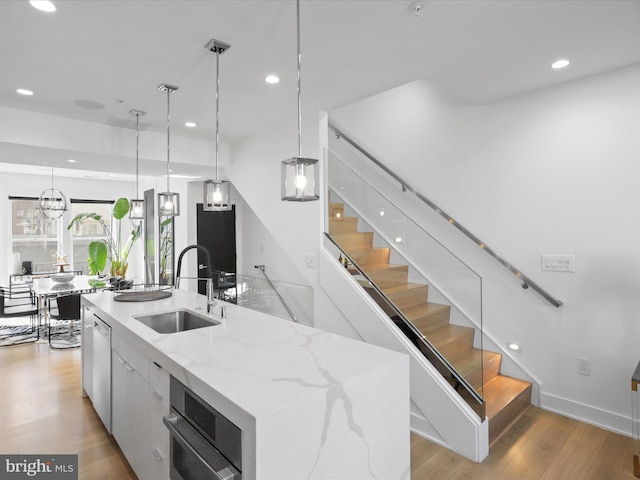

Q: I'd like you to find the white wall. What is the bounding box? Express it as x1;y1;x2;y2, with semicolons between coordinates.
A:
329;64;640;436
227;116;357;334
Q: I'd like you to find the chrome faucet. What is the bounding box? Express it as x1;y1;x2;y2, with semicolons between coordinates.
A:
175;244;217;312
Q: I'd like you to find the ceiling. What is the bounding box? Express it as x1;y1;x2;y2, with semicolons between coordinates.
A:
1;0;640;178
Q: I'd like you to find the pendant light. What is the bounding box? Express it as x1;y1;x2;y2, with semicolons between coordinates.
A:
157;83;180;216
38;167;67;219
203;39;232;211
129;109;146;220
281;0;319;202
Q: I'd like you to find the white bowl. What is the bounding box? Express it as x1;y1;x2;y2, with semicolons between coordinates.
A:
51;272;75;283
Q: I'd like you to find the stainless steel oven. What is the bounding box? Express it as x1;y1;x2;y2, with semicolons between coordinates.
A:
163;376;242;480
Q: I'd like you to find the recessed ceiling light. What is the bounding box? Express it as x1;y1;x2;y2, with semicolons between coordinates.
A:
265;75;280;84
16;88;34;96
551;59;570;69
67;159;78;163
394;237;403;243
30;0;56;12
185;122;196;128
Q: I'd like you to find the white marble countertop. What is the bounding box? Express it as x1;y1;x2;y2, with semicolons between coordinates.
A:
82;288;406;420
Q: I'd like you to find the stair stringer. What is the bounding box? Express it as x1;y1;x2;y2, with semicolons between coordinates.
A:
319;244;489;462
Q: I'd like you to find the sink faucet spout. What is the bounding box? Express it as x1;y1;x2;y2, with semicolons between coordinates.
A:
206;278;216;313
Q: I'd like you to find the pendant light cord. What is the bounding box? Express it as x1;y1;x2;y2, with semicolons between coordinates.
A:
296;0;302;158
166;88;171;193
135;112;140;198
215;49;220;181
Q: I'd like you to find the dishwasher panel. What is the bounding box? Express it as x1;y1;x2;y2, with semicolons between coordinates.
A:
92;314;112;432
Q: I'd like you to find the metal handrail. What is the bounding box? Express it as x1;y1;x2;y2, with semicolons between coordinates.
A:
328;122;563;308
325;233;485;418
254;265;298;323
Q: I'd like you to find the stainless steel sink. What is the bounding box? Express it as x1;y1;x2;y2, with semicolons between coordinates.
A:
134;309;219;334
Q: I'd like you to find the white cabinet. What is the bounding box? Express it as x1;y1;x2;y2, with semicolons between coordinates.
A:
149;362;171;480
80;306;93;399
111;333;170;480
91;311;111;432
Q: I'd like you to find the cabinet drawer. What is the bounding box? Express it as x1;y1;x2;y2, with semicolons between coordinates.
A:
149;360;170;401
112;333;149;381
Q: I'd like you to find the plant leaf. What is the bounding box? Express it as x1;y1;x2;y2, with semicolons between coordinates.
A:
112;197;130;220
88;241;108;274
67;212;102;230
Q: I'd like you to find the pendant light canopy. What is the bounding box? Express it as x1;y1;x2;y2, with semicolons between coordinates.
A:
281;0;319;202
157;83;180;217
38;167;67;219
203;39;232;211
130;109;146;220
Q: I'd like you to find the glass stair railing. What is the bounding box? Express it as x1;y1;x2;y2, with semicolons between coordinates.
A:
326;148;534;440
325;195;484;418
234;271;312;325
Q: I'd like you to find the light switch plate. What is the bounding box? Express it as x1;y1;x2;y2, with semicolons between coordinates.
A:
541;254;575;272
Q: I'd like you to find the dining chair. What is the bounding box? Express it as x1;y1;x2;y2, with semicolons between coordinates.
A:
48;293;81;349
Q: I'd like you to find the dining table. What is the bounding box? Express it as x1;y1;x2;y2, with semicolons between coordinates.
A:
30;275;106;336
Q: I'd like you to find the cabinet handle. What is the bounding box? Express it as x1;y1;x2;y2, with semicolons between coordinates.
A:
125;362;134;372
151;448;163;462
118;356;126;365
152;390;163;400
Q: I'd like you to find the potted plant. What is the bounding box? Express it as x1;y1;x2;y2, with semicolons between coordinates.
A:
68;197;142;278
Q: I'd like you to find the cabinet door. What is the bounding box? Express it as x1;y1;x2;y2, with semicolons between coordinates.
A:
129;369;150;479
112;347;153;480
81;307;93;399
111;351;130;455
149;362;170;479
149;389;170;480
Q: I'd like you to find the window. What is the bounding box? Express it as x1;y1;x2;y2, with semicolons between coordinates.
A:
70;201;112;275
11;197;60;273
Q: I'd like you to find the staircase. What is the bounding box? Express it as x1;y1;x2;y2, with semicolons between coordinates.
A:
329;202;532;446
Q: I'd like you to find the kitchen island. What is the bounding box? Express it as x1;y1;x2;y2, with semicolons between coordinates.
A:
81;288;409;480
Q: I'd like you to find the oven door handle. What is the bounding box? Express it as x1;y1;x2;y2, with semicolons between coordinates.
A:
163;413;236;480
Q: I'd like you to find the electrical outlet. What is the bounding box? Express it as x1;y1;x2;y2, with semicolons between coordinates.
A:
305;254;317;268
541;254;575;272
577;358;591;376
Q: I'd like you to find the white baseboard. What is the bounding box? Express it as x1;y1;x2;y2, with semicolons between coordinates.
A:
541;391;631;437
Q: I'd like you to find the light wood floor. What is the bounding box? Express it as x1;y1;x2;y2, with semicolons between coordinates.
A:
0;342;136;479
0;342;636;479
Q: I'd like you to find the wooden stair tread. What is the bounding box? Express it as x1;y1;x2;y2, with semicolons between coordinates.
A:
404;302;450;318
451;349;501;376
362;264;406;272
383;282;428;295
332;232;374;250
329;216;359;234
423;324;474;347
448;349;502;391
484;375;532;420
403;302;451;329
